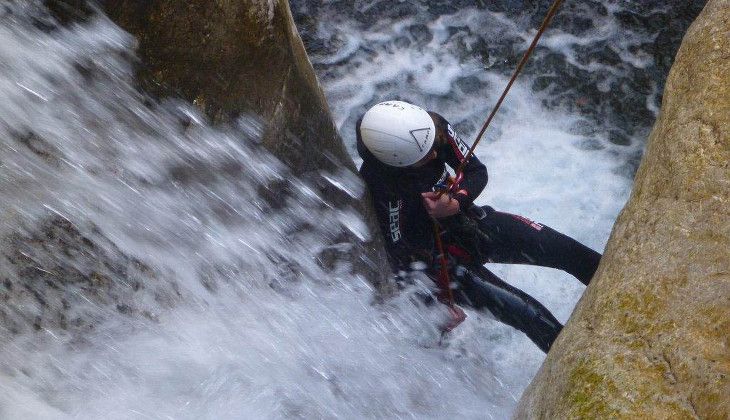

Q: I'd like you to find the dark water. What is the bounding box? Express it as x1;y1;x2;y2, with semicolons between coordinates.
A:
292;0;705;172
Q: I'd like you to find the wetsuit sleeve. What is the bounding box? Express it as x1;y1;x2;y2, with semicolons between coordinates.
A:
432;113;488;210
359;164;414;271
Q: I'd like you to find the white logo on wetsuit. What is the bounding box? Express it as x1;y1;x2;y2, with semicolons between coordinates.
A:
447;124;470;159
389;200;402;242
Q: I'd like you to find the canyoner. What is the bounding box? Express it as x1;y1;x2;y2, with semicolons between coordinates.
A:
357;0;602;353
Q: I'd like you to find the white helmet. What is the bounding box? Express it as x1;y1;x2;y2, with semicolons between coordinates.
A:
359;101;436;167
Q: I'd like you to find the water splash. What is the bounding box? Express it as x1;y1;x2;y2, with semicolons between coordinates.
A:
0;3;544;419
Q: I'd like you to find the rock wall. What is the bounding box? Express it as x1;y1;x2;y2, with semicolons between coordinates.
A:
100;0;389;284
515;1;729;418
2;0;394;339
44;0;391;287
98;0;349;174
0;217;180;336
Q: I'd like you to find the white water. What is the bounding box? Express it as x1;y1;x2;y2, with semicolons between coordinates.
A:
0;2;649;419
306;2;639;321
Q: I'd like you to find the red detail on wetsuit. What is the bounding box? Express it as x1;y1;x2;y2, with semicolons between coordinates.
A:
510;214;544;231
446;244;472;263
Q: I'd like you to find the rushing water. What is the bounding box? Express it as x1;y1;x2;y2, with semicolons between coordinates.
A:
0;1;703;419
290;0;704;336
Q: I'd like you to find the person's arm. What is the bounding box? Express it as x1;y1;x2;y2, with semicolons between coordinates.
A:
431;113;488;211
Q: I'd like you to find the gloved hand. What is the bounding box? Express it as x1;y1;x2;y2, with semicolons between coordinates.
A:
421;191;460;218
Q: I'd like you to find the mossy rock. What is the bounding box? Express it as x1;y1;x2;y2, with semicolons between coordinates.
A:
515;0;730;418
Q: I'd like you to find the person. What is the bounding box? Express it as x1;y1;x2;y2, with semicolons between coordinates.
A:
357;100;601;353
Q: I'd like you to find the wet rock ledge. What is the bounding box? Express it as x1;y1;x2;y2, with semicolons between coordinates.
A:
515;0;729;418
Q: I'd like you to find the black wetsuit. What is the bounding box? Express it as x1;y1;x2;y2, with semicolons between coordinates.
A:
358;112;601;352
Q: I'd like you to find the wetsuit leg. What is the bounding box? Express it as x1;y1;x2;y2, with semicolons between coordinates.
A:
473;207;601;285
450;264;562;353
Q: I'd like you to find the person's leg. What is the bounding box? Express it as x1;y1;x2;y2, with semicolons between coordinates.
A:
472;207;601;285
450;264;562;353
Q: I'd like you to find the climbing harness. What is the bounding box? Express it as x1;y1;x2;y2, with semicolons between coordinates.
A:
432;0;565;331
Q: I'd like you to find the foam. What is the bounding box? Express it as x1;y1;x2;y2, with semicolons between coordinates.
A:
305;2;647;416
0;1;663;419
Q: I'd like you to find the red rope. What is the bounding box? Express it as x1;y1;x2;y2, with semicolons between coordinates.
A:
433;222;466;332
455;0;566;178
430;0;565;331
433;222;455;305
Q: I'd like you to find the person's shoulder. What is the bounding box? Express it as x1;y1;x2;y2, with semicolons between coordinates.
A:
427;111;455;148
359;159;389;182
427;111;450;130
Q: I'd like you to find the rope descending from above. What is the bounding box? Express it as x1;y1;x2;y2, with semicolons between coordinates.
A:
432;0;566;331
455;0;566;180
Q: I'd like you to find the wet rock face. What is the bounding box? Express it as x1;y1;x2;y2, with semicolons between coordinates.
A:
105;0;351;174
515;0;729;418
104;0;388;284
1;217;178;338
44;0;349;174
0;0;391;345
